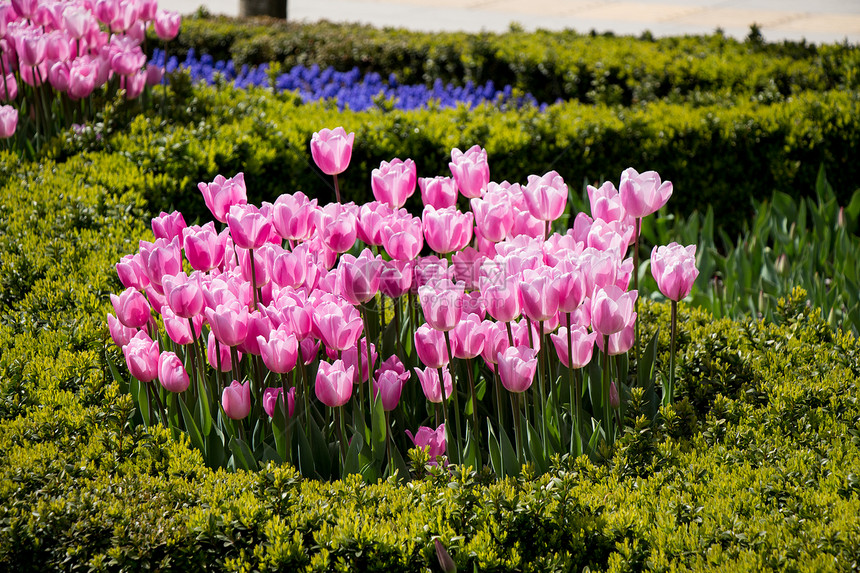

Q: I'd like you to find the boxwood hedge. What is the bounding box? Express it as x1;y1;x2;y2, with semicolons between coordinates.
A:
58;81;860;238
2;115;860;569
162;15;860;106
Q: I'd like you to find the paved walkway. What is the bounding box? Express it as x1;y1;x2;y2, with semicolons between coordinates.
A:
170;0;860;45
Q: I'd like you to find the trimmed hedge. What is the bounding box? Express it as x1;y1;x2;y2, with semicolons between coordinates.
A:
162;15;860;106
60;82;860;237
2;130;860;569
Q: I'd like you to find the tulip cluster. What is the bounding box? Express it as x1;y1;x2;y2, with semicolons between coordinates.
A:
151;49;545;112
108;126;698;477
0;0;180;148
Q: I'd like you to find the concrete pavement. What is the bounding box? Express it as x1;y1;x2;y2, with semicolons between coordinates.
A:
169;0;860;45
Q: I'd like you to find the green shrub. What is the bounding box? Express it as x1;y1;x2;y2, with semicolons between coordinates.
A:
162;16;860;105
2;138;860;569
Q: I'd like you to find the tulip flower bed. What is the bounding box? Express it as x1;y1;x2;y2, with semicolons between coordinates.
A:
152;49;544;112
109;122;693;477
171;15;860;106
2;143;860;569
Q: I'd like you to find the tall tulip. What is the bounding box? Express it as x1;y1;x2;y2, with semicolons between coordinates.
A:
371;158;417;208
222;380;251;420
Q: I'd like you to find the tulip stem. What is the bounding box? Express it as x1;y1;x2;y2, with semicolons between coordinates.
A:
505;321;515;348
443;331;462;465
150;382;169;429
633;218;641;370
332;174;342;204
280;372;292;465
603;336;612;446
435;366;452;464
667;300;677;407
230;346;241;386
525;317;546;449
491;365;504;436
336;406;348;468
297;344;310;434
249;248;259;311
361;311;375;418
384;410;393;477
566;313;582;456
543;325;561;453
464;358;481;447
513;392;524;465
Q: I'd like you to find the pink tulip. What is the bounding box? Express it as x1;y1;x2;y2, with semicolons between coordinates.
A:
588;181;634;226
451;247;484;291
586;218;633;258
152;211;187;248
555;260;587;313
405;423;447;462
257;326;298;374
162;272;204;319
341;337;377;384
449;145;489;199
107;313;137;348
337;248;383;305
153;9;180;41
222;380;251;420
11;0;37;19
317;203;357;254
379;259;413;298
418;279;465;332
183;222;228;272
110;286;151;328
315;360;354;407
413;256;453;290
205;301;250;348
596;312;636;356
272;192;318;241
418;176;458;209
471;191;513;242
422;205;473;254
63;6;93;39
461;290;487;319
480;320;510;367
497;346;537;393
480;274;521;323
143;284;168;315
237;309;272;356
590;285;637;336
550;326;598;368
381;213;423;260
18;32;46;67
415;366;453;403
145;64;164;87
619;168;673;219
414;323;449;368
271;243;309;288
0;74;17;101
227;204;273;250
511;318;541;351
312;299;363;352
237;243;275;287
519;268;561;322
207;332;240;372
451;313;487;359
162;306;202;345
651;243;699;301
68;57;97;99
523;171;567;222
198;173;248;223
356;201;392;246
138;237;182;293
263;386;295;418
371;158;417;208
0;105;17;138
373;367;408;411
158;351;189;393
310;127;354;176
122;331;159;383
300;337;320;365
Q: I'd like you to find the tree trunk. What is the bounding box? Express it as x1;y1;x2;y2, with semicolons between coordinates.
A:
239;0;286;18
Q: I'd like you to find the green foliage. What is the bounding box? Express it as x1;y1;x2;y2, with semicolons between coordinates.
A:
62;81;860;240
2;139;860;569
164;16;860;106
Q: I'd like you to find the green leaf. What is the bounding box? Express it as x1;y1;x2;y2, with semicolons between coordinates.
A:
272;398;288;463
106;353;127;393
498;424;520;477
637;328;660;422
371;396;387;464
486;421;503;477
524;418;548;475
228;436;257;471
462;424;478;472
178;393;205;454
389;440;411;481
343;429;363;477
295;423;316;478
307;414;332;480
195;374;212;437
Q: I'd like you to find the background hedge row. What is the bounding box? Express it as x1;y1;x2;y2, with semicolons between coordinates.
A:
1;143;860;569
161;15;860;105
62;82;860;239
